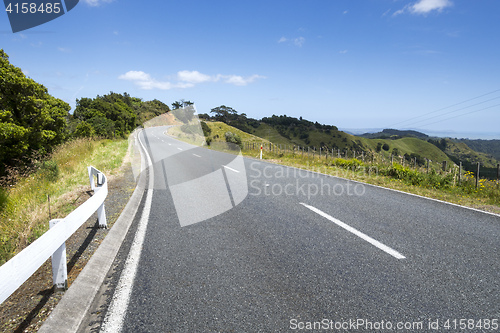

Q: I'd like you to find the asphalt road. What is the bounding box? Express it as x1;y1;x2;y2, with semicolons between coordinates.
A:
103;126;500;332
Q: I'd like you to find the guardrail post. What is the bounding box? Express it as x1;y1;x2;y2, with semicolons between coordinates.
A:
88;167;107;228
50;219;67;290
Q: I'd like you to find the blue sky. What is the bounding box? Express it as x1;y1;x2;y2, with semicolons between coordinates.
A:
2;0;500;138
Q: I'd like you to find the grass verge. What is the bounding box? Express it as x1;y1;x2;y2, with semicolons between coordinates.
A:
0;138;129;265
241;146;500;215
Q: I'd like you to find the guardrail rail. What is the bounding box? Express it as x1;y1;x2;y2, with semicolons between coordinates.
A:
0;166;108;304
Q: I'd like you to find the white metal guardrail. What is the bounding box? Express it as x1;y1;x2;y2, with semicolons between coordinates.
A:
0;166;108;304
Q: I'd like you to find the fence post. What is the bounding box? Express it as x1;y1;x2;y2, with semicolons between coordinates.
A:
497;163;499;183
459;162;462;184
476;162;480;188
50;219;68;290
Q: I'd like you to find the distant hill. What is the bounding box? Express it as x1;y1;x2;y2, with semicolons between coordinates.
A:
360;129;429;139
454;139;500;162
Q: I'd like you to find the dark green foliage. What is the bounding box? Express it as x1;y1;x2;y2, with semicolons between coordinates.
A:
136;99;170;124
74;121;95;138
70;93;171;139
428;138;448;151
73;92;137;138
0;49;70;177
382;143;390;151
200;121;211;137
210;105;238;123
172;100;193;110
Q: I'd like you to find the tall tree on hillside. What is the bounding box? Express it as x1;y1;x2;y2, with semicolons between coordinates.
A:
210;105;238;123
172;99;194;109
0;49;70;176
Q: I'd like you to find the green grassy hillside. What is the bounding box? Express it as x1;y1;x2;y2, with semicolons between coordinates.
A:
361;137;454;164
443;140;498;168
205;121;272;146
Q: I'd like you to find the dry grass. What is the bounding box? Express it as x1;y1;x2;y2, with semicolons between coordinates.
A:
0;138;129;265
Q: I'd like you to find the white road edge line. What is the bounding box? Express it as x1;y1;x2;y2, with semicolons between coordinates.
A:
223;165;240;173
193;154;201;158
100;130;154;333
300;203;406;260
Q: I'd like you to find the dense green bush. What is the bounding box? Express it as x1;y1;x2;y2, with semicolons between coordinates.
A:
0;49;70;177
224;131;242;149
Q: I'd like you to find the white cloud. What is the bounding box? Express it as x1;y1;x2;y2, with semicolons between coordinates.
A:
119;70;265;90
177;70;213;84
219;74;266;86
393;0;453;16
81;0;114;7
278;36;305;47
339;50;348;54
58;47;71;53
119;71;151;82
294;37;305;47
411;0;452;14
118;71;174;90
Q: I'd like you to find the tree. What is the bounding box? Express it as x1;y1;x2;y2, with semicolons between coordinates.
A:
172;101;183;109
210;105;238;123
72;92;137;138
0;49;70;176
172;99;194;109
74;121;95;138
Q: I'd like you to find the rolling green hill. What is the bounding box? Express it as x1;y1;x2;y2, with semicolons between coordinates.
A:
202;109;499;175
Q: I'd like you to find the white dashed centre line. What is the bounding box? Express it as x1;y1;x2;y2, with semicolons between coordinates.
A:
300;203;406;260
223;165;240;173
193;154;201;158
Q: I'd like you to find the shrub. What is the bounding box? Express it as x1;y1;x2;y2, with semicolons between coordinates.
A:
332;158;364;171
201;121;212;137
224;132;242;148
